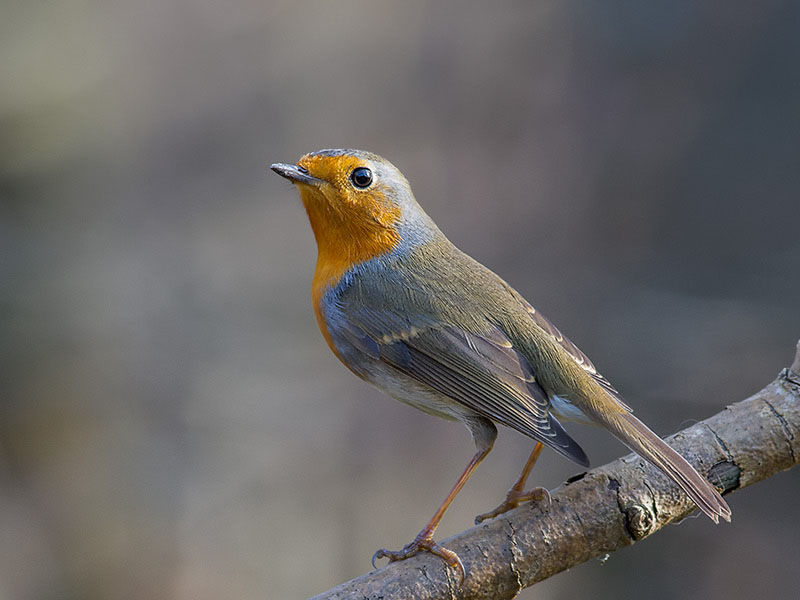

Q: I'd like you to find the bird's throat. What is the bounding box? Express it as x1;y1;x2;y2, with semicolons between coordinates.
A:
302;192;401;293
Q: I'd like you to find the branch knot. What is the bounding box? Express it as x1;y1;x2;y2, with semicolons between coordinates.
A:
623;504;655;540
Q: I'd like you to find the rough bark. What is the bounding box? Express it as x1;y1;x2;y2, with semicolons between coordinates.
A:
311;341;800;600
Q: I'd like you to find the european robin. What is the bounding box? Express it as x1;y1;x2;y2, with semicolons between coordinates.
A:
271;149;731;579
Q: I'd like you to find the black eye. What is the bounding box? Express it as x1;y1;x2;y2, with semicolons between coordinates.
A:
350;167;373;188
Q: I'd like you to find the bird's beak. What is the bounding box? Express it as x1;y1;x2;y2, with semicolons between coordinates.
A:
270;163;322;186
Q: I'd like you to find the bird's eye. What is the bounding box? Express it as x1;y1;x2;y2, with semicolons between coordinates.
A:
350;167;373;188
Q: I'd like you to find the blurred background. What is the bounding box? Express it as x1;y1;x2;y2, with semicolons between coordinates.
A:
2;1;799;599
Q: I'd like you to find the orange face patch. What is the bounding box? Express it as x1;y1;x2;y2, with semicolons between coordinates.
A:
297;153;363;196
296;154;399;223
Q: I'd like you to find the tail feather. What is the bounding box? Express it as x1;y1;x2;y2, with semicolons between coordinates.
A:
609;411;731;523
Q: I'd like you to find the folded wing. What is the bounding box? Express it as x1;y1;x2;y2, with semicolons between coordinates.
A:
339;308;590;467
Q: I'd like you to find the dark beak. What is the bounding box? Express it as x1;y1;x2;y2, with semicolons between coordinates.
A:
270;163;321;185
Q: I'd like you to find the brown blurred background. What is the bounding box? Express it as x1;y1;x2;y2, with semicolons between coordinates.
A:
2;1;799;599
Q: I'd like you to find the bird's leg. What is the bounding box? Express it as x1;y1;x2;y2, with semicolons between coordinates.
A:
373;420;496;583
372;445;490;581
475;441;550;524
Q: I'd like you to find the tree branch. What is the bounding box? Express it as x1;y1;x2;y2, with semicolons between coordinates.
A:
312;341;800;600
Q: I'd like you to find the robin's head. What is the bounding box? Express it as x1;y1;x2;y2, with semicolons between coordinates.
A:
272;149;437;266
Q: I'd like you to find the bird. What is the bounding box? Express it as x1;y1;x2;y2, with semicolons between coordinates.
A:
271;148;731;580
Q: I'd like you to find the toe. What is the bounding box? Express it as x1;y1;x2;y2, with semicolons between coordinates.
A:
427;541;466;583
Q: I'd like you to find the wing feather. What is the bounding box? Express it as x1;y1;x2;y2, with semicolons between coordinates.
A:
523;300;630;411
339;311;589;467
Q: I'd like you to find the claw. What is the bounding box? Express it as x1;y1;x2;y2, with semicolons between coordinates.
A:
475;486;551;524
371;537;466;583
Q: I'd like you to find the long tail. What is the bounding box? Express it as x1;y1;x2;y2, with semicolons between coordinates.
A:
605;411;731;523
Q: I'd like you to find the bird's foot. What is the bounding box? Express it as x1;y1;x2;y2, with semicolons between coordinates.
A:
475;486;551;524
372;531;465;583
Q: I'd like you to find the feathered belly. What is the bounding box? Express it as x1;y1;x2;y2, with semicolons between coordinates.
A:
359;356;476;422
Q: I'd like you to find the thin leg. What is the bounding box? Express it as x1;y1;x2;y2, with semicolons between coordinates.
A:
475;441;550;524
372;417;497;583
